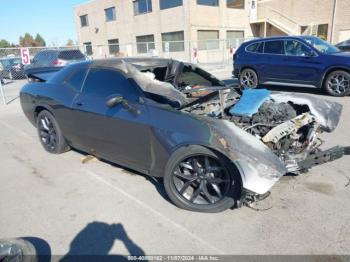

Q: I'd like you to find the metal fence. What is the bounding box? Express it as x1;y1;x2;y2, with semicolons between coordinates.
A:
0;38;248;105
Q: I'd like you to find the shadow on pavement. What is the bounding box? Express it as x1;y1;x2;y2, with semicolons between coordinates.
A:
60;222;146;262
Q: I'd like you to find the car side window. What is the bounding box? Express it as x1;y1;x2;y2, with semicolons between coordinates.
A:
264;40;284;54
246;43;259;52
284;40;311;56
65;68;88;92
82;68;139;99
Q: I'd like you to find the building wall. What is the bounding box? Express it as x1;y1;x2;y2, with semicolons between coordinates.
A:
74;0;253;60
257;0;350;43
332;0;350;43
75;0;189;58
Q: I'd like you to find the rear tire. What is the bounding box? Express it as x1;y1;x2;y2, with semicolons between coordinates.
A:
323;70;350;97
36;110;70;154
164;145;241;213
239;68;258;89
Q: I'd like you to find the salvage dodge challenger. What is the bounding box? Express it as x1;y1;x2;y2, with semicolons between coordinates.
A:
20;58;350;212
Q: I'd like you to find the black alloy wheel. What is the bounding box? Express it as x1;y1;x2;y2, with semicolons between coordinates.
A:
164;146;240;212
36;110;70;154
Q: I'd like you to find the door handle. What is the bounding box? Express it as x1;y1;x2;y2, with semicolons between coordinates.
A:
76;102;83;107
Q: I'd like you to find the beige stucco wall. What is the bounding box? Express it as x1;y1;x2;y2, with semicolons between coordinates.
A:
257;0;350;43
74;0;253;60
75;0;189;58
332;0;350;43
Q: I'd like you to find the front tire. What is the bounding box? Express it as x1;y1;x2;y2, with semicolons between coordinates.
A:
164;146;241;213
323;70;350;97
239;68;258;89
36;110;70;154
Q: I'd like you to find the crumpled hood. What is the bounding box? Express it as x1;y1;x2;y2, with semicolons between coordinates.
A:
270;92;343;132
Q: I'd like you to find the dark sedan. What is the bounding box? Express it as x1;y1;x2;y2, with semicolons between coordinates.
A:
233;36;350;96
0;57;26;80
335;39;350;52
20;58;349;212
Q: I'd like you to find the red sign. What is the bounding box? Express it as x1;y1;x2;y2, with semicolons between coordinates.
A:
20;48;31;65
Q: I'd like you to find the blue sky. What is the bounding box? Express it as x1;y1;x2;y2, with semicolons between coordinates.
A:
0;0;88;45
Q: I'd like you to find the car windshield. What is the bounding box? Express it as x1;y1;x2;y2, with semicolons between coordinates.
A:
302;36;340;54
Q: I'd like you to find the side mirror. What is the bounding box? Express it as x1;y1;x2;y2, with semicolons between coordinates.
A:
106;95;124;108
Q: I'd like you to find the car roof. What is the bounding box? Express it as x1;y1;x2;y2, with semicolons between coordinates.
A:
243;35;314;45
89;57;175;71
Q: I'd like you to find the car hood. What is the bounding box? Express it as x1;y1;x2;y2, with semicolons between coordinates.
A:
270;92;342;132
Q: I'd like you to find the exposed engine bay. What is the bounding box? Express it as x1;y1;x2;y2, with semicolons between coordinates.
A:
124;60;347;174
182;89;323;169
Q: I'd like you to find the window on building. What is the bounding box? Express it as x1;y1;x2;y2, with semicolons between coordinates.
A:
227;0;244;9
198;30;219;50
84;42;93;56
197;0;219;6
264;40;284;54
159;0;183;10
108;39;120;55
161;31;184;52
136;35;155;53
133;0;152;15
80;15;89;27
226;30;244;47
105;7;116;21
317;24;328;40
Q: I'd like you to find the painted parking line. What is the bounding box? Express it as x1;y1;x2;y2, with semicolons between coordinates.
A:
86;170;226;255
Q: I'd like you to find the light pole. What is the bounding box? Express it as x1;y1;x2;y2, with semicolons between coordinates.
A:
330;0;337;43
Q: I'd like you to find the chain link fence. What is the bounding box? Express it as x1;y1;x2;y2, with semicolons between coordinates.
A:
0;38;247;105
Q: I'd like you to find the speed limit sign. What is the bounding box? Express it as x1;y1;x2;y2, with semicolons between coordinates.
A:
20;48;31;65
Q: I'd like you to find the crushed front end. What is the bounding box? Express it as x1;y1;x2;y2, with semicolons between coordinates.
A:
182;87;349;203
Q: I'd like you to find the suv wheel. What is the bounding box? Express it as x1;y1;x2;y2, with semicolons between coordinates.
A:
324;70;350;97
239;68;258;89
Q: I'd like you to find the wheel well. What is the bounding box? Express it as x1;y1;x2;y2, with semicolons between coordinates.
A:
34;106;50;120
204;146;243;197
322;68;350;88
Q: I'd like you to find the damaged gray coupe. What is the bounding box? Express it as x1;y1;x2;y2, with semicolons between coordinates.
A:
21;58;350;212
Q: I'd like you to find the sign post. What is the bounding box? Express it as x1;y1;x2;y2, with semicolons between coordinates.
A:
20;48;31;65
0;80;5;105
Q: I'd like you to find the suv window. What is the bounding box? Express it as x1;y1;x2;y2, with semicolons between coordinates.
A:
246;43;259;52
58;50;85;60
284;40;312;56
65;68;88;92
264;40;284;54
82;68;139;99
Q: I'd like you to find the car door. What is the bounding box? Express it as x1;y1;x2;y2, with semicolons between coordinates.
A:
259;40;285;81
280;39;322;85
71;67;151;172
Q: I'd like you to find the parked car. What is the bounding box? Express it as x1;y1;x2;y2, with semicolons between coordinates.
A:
335;39;350;52
233;36;350;96
20;58;349;212
0;56;26;80
25;49;87;69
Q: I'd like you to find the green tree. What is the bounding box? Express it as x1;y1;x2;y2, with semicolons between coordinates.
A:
0;39;11;48
66;39;74;46
20;33;35;47
34;33;46;47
